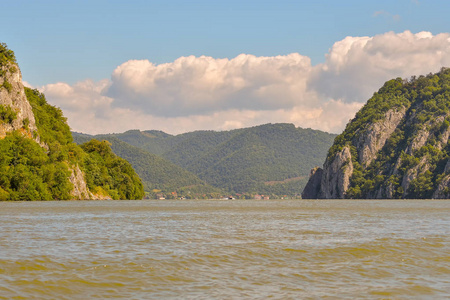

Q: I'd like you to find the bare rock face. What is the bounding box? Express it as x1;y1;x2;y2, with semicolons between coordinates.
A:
318;146;353;199
433;175;450;198
69;165;90;200
301;167;323;199
0;64;38;139
433;158;450;198
69;165;111;200
302;108;405;199
356;108;406;167
401;156;429;196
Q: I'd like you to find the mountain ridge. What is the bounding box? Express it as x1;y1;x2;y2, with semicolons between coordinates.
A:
72;133;222;198
74;123;337;198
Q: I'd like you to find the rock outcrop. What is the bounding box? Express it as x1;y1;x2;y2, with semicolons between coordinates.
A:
433;159;450;198
355;108;406;167
69;165;90;200
1;54;92;199
301;167;323;199
302;69;450;199
318;146;353;198
0;64;38;139
1;43;144;200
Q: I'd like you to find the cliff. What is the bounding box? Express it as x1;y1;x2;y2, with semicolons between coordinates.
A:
303;68;450;199
0;50;37;139
0;43;144;200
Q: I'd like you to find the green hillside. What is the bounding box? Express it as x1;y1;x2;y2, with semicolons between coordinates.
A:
0;42;144;200
0;87;144;200
72;134;223;199
181;124;331;195
76;123;336;197
344;69;450;198
303;67;450;199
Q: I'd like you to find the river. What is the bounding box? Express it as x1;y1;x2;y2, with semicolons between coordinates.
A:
0;200;449;299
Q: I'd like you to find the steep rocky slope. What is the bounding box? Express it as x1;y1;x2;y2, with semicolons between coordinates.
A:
303;68;450;199
0;43;143;200
0;49;38;139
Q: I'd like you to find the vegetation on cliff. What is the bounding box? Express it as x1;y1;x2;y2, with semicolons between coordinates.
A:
308;67;450;199
0;131;73;200
0;43;144;200
73;134;228;199
0;104;17;124
0;88;144;200
80;139;144;200
0;42;16;67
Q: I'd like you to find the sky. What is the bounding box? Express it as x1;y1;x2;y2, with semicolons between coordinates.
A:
1;0;450;134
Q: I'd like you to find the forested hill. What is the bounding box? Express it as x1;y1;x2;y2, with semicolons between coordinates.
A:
302;68;450;199
0;43;144;200
73;134;222;199
74;123;337;197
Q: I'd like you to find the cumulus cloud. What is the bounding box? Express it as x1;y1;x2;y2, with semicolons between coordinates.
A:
310;31;450;103
107;53;312;117
39;31;450;135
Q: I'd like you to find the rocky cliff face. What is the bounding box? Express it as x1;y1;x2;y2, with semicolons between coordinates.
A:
301;167;322;199
318;146;353;198
303;69;450;199
69;165;91;200
1;59;92;199
1;43;144;200
0;64;38;139
355;108;406;168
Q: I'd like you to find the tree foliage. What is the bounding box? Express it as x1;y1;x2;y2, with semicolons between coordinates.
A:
0;86;144;200
25;88;73;146
80;139;144;200
0;104;17;124
328;68;450;199
0;43;16;67
73;134;222;199
74;123;336;197
0;132;72;200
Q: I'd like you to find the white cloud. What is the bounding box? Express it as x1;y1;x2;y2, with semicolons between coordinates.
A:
107;53;312;117
39;31;450;135
42;80;112;115
310;31;450;103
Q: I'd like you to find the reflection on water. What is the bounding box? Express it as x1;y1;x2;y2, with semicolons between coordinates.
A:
0;200;449;299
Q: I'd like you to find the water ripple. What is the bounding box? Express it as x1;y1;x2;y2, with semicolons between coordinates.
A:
0;199;449;299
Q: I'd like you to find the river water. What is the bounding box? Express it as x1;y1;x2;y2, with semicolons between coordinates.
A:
0;200;449;299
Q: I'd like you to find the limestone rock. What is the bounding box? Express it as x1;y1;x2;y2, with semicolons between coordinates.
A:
356;108;406;167
69;165;90;200
0;64;38;138
301;167;323;199
1;61;93;200
318;146;353;199
433;173;450;199
301;69;450;199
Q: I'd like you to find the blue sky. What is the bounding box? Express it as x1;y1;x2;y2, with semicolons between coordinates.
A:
3;0;445;85
1;0;450;134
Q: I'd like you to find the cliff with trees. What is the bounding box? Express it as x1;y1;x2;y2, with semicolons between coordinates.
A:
0;43;144;200
302;68;450;199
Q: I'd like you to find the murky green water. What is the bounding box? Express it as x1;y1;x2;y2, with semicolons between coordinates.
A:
0;200;449;299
